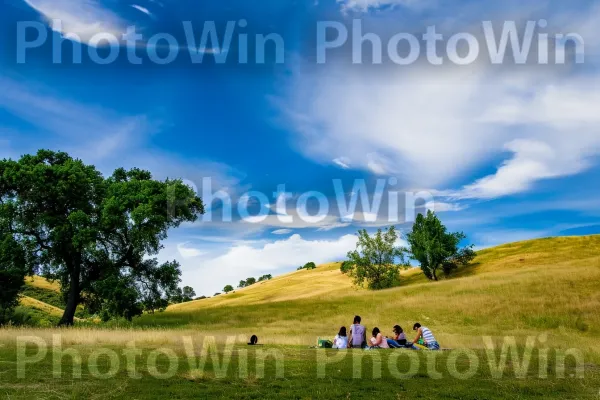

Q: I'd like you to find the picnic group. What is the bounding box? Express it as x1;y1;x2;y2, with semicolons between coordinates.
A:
325;316;440;350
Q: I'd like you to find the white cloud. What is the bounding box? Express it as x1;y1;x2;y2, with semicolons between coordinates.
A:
272;229;293;235
366;153;390;175
448;139;588;200
131;5;152;16
283;5;600;200
176;234;358;295
284;64;507;189
177;242;205;259
338;0;427;12
24;0;129;45
333;157;351;169
243;214;350;230
424;201;466;213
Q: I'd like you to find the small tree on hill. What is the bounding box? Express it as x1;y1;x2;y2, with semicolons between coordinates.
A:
303;262;316;270
238;280;247;288
245;277;256;286
182;286;196;302
223;285;234;293
258;274;272;282
405;210;475;281
346;226;404;290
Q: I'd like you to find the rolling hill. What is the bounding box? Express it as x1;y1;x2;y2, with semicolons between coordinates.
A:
136;235;600;351
16;235;600;352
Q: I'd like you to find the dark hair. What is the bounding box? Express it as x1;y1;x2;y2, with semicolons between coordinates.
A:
372;327;380;337
413;323;421;330
249;335;258;345
353;315;361;324
393;325;403;334
338;326;347;337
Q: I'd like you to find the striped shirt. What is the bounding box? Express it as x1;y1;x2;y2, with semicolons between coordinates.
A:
421;327;437;344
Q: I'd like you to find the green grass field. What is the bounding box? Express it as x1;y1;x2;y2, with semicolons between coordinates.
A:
1;235;600;398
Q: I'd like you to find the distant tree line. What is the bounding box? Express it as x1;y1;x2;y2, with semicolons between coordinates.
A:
223;274;273;293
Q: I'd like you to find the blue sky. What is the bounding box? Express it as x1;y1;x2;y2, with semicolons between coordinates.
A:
2;0;600;296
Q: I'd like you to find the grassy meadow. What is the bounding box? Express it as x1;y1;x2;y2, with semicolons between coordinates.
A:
2;235;600;398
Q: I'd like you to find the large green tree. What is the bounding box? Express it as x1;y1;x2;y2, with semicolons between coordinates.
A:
0;150;203;325
405;210;475;281
346;226;404;290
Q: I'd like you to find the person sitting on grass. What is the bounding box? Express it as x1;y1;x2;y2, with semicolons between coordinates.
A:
347;315;367;348
333;327;348;349
369;327;390;349
412;323;440;350
386;325;407;348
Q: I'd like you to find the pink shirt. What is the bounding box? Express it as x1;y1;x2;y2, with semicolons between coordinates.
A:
370;333;389;348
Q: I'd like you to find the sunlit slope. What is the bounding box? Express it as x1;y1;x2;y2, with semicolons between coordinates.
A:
170;235;600;312
25;275;61;292
19;296;64;318
169;262;361;311
141;235;600;347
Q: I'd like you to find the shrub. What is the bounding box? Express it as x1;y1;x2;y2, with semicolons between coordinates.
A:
346;227;404;290
340;261;354;274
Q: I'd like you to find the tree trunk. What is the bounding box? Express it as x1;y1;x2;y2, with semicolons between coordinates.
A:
58;264;80;326
432;269;438;281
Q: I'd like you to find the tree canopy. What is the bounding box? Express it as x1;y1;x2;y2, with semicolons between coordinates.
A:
346;226;404;290
223;285;234;293
0;150;203;325
258;274;272;282
405;210;475;281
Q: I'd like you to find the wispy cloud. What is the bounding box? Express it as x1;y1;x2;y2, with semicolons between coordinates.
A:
272;229;293;235
338;0;429;12
284;4;600;200
0;76;148;162
131;4;152;16
333;157;351;169
23;0;130;45
0;76;244;195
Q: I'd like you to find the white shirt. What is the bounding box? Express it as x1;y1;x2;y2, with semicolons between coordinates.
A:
333;335;348;349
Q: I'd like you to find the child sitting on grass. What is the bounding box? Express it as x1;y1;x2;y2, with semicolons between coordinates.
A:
386;325;407;348
332;326;348;349
369;327;390;349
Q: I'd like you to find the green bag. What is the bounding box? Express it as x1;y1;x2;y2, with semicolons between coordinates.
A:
317;338;333;348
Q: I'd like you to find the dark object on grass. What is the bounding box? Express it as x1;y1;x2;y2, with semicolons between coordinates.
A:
248;335;258;345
